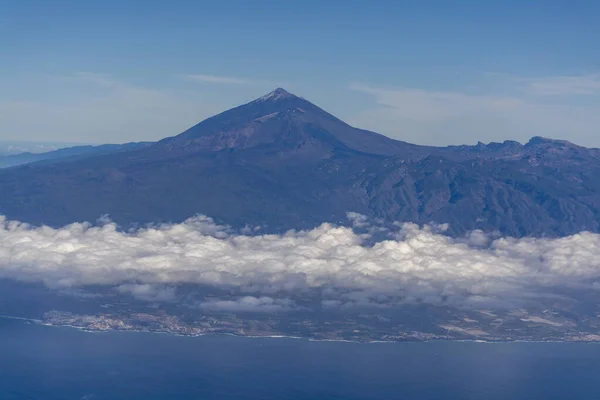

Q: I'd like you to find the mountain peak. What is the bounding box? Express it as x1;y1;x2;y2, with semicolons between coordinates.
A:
257;87;297;102
526;136;576;147
160;86;417;156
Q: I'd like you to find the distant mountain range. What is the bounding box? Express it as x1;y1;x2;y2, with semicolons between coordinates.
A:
1;88;599;237
0;140;99;156
0;142;153;169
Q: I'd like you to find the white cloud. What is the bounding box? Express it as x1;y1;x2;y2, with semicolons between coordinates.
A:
522;73;600;96
349;77;600;147
180;74;292;91
2;214;600;309
182;74;255;85
60;72;129;88
198;296;295;312
117;283;176;302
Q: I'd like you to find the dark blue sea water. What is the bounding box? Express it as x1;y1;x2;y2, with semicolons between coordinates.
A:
1;318;600;400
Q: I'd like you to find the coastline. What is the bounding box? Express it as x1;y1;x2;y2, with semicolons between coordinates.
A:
2;314;598;345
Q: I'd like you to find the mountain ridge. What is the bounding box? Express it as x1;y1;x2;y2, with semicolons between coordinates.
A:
0;88;598;237
0;141;153;169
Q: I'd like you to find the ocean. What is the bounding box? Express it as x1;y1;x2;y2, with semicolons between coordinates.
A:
1;317;599;400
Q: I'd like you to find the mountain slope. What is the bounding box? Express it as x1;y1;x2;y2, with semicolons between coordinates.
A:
0;142;153;169
156;88;429;157
0;88;599;236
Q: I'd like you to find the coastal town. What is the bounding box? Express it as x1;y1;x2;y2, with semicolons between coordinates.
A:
39;309;600;343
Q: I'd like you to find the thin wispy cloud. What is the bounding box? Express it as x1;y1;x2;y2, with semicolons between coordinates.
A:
349;75;600;147
520;73;600;96
182;74;256;85
0;72;223;143
181;74;292;89
58;72;127;88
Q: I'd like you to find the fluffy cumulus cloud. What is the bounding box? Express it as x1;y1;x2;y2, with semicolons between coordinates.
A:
117;283;177;302
198;296;296;313
1;214;600;309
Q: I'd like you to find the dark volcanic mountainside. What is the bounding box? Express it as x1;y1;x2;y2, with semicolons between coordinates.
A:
0;88;599;236
155;88;430;158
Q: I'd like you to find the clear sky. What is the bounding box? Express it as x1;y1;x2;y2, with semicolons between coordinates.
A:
2;0;600;147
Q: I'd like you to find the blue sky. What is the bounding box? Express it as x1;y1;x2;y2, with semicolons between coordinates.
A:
2;0;600;146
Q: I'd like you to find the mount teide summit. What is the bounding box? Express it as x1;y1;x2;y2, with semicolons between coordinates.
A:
1;88;600;236
156;88;425;157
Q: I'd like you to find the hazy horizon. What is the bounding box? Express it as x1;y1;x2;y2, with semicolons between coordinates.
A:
2;86;599;151
3;1;600;147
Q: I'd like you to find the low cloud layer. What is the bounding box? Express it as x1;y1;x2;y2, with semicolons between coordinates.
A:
198;296;296;313
2;214;600;309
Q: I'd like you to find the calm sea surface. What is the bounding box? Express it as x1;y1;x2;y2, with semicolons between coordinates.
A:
1;317;600;400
